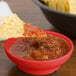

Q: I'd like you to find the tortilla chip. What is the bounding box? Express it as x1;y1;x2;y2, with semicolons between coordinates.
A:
65;0;69;13
69;0;76;14
48;0;59;10
56;0;69;13
42;0;70;13
0;14;25;38
42;0;48;4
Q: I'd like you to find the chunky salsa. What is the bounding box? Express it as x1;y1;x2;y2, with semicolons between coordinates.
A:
9;34;70;61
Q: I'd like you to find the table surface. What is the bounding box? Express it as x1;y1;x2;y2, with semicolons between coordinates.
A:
0;0;76;76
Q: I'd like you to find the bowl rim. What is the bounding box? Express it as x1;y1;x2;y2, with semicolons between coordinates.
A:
5;31;74;63
32;0;76;18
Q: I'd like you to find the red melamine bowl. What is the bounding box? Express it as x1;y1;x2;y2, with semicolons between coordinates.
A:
5;31;74;75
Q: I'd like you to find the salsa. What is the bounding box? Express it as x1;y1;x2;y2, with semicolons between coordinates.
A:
9;34;70;61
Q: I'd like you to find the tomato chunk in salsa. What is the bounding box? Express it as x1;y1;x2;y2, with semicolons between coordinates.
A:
9;34;70;61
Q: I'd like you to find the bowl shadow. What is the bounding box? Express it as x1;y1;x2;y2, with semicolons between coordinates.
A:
7;65;62;76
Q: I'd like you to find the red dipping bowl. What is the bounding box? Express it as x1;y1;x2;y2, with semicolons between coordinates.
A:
5;31;74;75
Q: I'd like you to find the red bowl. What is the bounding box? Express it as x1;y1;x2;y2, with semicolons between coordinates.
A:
5;31;74;75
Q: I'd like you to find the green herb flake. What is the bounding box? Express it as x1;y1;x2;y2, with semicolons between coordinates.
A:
44;45;51;50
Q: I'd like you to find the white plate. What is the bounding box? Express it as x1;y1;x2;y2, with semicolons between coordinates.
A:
0;38;8;41
0;1;13;16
